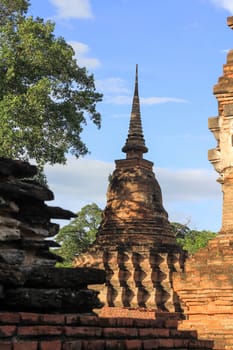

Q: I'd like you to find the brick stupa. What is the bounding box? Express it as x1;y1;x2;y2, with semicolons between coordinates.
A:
173;17;233;350
75;65;185;312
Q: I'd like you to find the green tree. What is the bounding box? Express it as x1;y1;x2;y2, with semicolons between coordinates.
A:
172;222;216;255
55;203;102;267
171;222;190;239
0;0;102;169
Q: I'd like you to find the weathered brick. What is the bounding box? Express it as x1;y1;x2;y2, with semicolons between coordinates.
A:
20;313;40;324
171;329;197;339
173;339;189;348
40;340;62;350
62;340;82;350
158;338;174;348
0;341;12;350
132;318;161;328
138;327;169;338
0;326;16;337
66;314;98;326
99;317;118;327
143;339;159;349
40;314;65;325
116;318;134;327
13;341;38;350
82;340;105;350
65;315;80;325
125;339;142;350
170;329;197;339
0;313;20;324
64;326;102;337
17;325;63;336
77;315;99;326
103;327;138;338
189;339;214;349
99;307;156;320
164;319;178;328
105;340;125;350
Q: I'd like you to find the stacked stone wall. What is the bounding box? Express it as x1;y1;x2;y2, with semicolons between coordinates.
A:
0;157;104;314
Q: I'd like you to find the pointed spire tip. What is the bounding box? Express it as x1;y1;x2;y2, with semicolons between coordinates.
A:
122;64;148;158
134;64;139;97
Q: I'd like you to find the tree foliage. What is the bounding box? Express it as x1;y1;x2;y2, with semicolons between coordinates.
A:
0;0;102;167
55;203;102;267
171;222;216;255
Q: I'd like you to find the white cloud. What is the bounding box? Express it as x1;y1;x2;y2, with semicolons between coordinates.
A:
95;77;187;105
105;95;188;105
45;158;220;213
209;0;233;13
141;97;188;105
45;159;221;231
45;159;114;213
50;0;93;19
221;49;230;53
156;167;220;202
68;41;101;69
95;76;187;105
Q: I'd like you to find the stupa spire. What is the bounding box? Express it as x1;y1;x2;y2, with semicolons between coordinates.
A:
122;64;148;159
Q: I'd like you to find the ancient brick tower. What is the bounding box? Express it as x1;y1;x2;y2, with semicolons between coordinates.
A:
173;17;233;349
208;17;233;233
75;65;185;312
98;65;177;247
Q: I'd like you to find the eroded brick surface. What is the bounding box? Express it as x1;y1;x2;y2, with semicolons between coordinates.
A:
174;16;233;350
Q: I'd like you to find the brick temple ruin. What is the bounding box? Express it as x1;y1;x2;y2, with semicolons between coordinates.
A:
2;15;233;350
0;160;212;349
173;16;233;350
74;64;186;313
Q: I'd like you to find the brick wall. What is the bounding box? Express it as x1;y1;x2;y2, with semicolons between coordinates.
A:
173;234;233;350
0;311;213;350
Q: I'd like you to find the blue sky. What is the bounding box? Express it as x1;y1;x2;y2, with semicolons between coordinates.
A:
28;0;233;232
